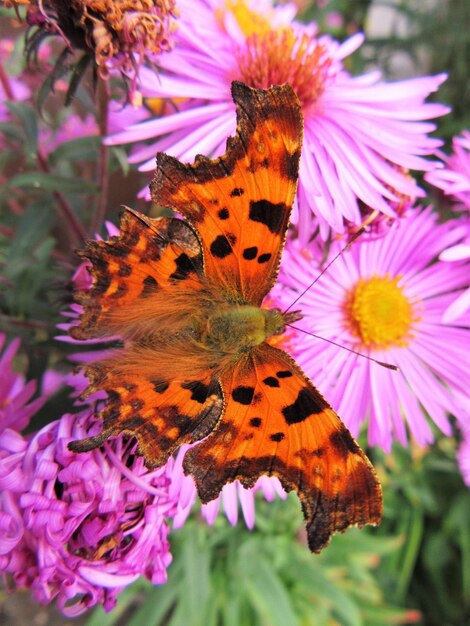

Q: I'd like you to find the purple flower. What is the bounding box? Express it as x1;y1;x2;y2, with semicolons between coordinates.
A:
426;132;470;321
105;0;448;236
274;207;470;452
0;409;179;616
454;393;470;488
0;334;45;433
426;131;470;209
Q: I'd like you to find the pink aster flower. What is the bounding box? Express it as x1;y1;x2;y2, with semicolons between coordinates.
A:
453;393;470;488
0;334;45;432
0;408;179;616
105;0;448;236
274;207;470;452
426;131;470;209
426;132;470;321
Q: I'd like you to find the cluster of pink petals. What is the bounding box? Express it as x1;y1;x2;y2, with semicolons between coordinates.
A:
454;393;470;488
105;0;449;237
426;131;470;322
426;131;470;208
275;207;470;452
0;334;45;433
0;408;178;616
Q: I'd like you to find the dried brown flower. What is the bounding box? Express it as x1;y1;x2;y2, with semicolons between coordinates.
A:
3;0;178;91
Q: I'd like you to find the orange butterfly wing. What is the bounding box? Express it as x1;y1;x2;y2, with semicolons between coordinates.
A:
70;367;223;468
184;343;382;552
70;209;225;465
72;209;204;341
152;82;303;304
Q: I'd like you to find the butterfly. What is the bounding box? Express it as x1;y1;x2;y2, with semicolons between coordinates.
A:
69;81;382;552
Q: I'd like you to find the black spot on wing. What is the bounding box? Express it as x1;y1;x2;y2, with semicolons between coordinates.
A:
270;432;285;442
118;263;132;277
141;275;158;296
92;272;111;296
230;187;244;197
106;244;131;258
282;387;327;425
210;235;233;259
263;376;280;388
257;253;272;264
152;380;169;394
277;370;292;378
181;380;210;404
120;415;146;430
170;253;195;280
91;256;109;274
249;200;287;234
249;417;262;427
232;385;255;405
330;426;361;459
281;149;301;182
121;228;140;247
218;208;230;220
243;246;258;260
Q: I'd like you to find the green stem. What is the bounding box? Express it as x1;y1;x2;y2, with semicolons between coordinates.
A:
396;507;424;602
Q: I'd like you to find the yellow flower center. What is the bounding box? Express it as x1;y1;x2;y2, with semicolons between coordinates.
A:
219;0;272;37
344;275;418;349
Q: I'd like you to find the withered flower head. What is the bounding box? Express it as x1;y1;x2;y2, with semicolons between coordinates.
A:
3;0;178;97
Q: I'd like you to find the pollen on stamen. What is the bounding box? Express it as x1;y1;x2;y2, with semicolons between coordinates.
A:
235;28;332;110
344;275;420;349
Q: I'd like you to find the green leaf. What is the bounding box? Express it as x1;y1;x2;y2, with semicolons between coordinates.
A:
125;582;178;626
49;135;101;164
241;552;298;626
0;121;25;144
37;47;70;113
7;201;55;264
180;528;211;625
5;101;38;155
8;172;98;194
109;146;130;176
65;52;92;106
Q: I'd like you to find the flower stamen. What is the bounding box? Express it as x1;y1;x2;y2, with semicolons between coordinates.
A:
344;274;419;349
235;28;331;110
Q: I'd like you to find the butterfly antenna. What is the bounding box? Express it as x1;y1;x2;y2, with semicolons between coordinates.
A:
283;211;379;315
283;210;398;372
286;324;399;371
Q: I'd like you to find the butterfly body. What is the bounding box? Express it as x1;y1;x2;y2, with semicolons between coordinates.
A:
70;82;382;552
199;304;289;353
